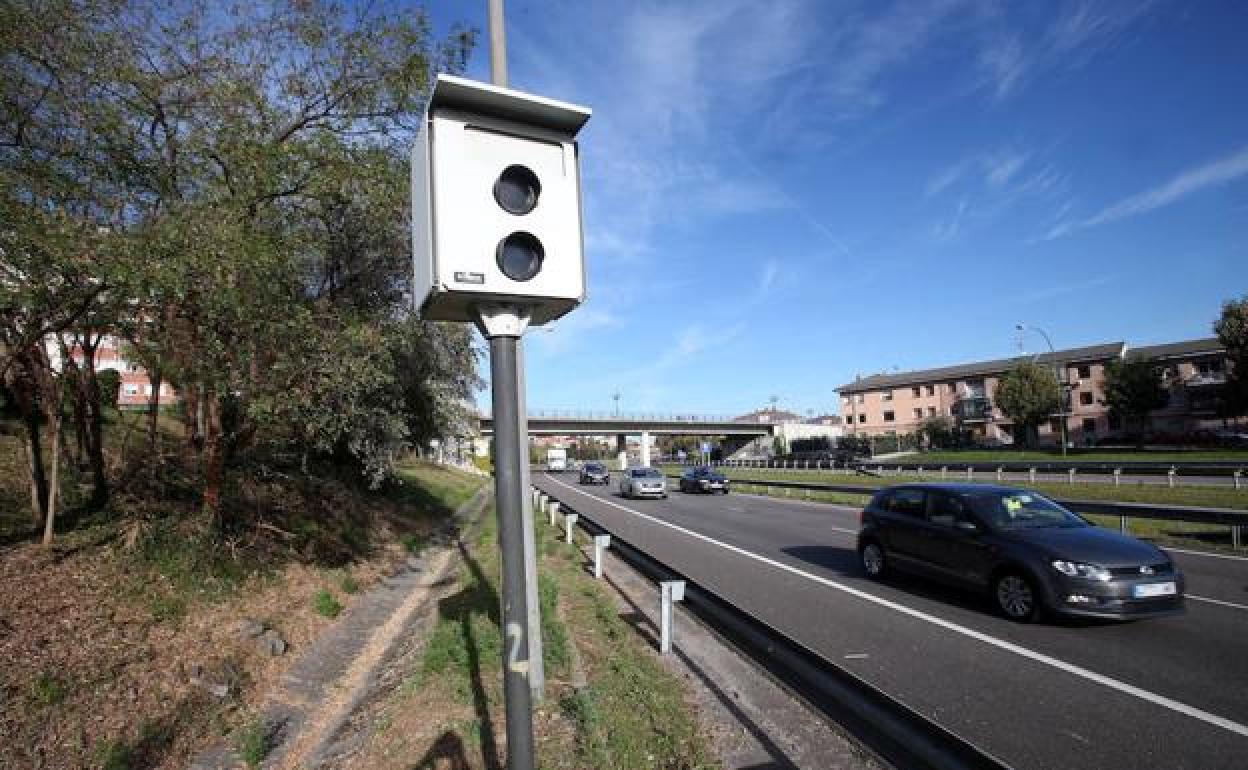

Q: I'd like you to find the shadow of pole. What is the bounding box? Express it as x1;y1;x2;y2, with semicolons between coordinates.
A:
436;540;504;770
410;730;472;770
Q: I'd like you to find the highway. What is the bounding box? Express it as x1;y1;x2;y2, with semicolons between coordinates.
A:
535;472;1248;770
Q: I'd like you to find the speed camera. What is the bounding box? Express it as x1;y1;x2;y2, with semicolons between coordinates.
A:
412;74;592;325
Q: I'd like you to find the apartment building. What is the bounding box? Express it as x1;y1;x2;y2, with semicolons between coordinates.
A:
54;335;179;408
836;338;1234;447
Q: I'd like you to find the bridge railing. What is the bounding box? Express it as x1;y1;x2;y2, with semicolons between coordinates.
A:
480;409;750;423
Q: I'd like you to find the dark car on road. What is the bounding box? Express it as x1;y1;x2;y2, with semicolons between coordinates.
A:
579;461;610;485
678;466;730;494
856;483;1184;622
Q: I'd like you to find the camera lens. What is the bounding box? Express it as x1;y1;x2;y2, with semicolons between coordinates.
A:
493;165;541;215
496;231;544;282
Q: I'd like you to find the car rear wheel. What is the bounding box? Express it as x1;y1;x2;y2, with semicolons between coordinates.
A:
860;542;886;579
994;573;1041;623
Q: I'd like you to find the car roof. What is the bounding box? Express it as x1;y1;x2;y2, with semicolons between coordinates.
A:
877;482;1032;495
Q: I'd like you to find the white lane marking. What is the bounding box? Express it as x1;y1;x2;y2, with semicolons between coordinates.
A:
543;474;1248;739
1187;594;1248;612
1166;547;1248;563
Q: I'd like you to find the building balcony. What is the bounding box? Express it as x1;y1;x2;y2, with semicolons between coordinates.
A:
952;396;994;422
1184;373;1226;388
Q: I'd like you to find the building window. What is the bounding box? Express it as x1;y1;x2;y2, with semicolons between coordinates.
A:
1079;391;1094;406
883;411;895;422
911;387;921;398
927;407;937;417
913;408;923;419
1082;418;1097;435
123;384;139;395
882;391;893;402
926;384;935;396
858;414;866;423
855;394;865;404
1077;365;1091;379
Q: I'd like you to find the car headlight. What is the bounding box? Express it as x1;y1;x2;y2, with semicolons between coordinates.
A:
699;479;710;485
1051;560;1112;582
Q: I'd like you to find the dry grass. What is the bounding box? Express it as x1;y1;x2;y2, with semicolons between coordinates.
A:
0;457;483;770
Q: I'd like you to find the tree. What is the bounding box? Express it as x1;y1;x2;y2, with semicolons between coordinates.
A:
1214;295;1248;418
2;0;480;534
1101;356;1168;437
918;415;954;449
994;363;1061;448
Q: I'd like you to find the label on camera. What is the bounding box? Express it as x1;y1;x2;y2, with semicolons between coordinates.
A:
454;272;485;284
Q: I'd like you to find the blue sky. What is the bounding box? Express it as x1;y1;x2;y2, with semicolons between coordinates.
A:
422;1;1248;418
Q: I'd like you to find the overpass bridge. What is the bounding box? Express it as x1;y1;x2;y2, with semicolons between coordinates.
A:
476;411;776;467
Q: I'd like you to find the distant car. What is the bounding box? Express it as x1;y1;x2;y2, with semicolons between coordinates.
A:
579;462;610;485
619;467;667;499
856;483;1184;623
678;466;730;494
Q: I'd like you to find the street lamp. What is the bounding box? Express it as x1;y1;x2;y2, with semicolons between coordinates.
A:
612;390;620;417
1015;323;1070;456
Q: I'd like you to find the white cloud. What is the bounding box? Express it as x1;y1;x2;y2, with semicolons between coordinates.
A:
1046;143;1248;239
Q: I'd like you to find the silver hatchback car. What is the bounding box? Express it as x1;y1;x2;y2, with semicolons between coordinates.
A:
619;467;668;499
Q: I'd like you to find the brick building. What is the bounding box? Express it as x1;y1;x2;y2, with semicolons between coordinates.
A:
836;338;1235;447
57;335;179;409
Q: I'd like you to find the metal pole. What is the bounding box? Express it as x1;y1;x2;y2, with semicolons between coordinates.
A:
484;332;535;770
488;0;508;87
516;340;544;702
484;7;536;761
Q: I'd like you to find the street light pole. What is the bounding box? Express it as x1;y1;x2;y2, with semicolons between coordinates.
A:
1016;323;1069;457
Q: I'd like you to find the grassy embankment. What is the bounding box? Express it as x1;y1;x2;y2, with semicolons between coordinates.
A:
0;410;485;770
341;493;719;770
888;449;1248;464
659;464;1247;552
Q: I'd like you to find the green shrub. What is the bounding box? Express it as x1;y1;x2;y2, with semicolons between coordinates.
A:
313;589;342;618
30;673;67;706
234;718;273;768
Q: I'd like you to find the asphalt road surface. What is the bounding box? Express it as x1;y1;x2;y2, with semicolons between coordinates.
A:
536;472;1248;770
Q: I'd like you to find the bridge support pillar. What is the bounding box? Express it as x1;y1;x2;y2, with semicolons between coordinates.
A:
616;434;628;470
640;431;652;467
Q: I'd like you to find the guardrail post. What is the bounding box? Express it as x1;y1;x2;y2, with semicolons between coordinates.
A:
1029;467;1037;483
1068;468;1076;485
966;467;973;481
592;534;611;579
917;465;924;477
1168;467;1176;488
1120;515;1129;535
1234;470;1242;490
659;580;686;655
1232;526;1241;550
997;467;1004;481
564;513;578;544
940;466;947;480
548;501;559;528
1113;468;1122;487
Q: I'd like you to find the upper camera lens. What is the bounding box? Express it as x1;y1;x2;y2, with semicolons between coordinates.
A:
493;165;541;215
496;231;544;282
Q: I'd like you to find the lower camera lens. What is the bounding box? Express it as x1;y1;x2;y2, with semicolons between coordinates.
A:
496;232;544;282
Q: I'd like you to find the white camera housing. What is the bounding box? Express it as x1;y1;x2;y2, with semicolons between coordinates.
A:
412;74;591;324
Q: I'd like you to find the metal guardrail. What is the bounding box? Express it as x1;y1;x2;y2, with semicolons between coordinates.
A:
864;460;1248;477
545;493;1008;770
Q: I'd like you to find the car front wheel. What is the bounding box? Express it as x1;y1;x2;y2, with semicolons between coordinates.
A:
860;542;886;579
994;572;1041;623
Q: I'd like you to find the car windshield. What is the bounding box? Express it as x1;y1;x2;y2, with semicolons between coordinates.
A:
585;463;603;471
965;490;1087;530
631;468;662;478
